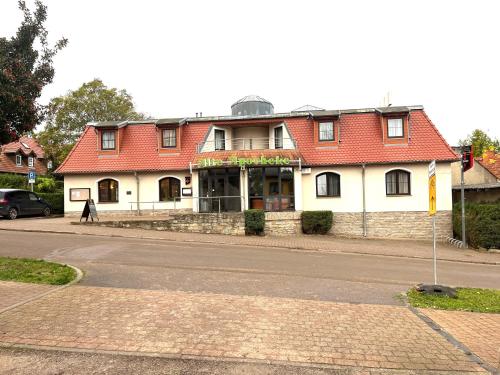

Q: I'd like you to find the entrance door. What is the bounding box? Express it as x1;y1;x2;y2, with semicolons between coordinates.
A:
211;173;226;211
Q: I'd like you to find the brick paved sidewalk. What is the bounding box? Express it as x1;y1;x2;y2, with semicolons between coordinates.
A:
0;285;487;372
422;309;500;371
1;217;499;265
0;281;56;311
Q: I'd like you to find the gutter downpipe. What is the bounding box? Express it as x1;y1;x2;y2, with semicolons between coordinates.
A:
362;163;367;237
134;171;140;216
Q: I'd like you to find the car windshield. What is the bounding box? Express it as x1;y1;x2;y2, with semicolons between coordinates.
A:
0;192;4;199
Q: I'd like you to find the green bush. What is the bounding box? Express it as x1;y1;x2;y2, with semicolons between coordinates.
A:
453;202;500;249
37;192;64;214
0;174;27;189
302;211;333;234
244;209;265;235
35;177;58;193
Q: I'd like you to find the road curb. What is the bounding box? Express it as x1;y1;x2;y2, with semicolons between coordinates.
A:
0;263;83;316
1;227;499;265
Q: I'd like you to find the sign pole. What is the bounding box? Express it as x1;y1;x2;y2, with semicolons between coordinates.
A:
460;160;467;248
428;160;437;285
433;215;437;284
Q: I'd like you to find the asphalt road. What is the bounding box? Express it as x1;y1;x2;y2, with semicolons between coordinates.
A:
0;230;499;305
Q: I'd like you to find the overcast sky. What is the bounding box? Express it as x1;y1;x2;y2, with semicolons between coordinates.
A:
1;0;499;145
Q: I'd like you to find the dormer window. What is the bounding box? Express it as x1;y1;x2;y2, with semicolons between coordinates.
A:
162;129;177;148
101;130;116;150
319;122;334;141
16;155;22;166
28;156;34;167
387;118;404;138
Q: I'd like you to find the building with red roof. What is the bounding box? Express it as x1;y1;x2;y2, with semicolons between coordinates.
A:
0;136;50;176
57;96;458;239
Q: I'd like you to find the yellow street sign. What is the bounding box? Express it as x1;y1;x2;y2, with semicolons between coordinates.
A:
429;174;436;216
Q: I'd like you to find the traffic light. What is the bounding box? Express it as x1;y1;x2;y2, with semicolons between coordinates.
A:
462;145;474;172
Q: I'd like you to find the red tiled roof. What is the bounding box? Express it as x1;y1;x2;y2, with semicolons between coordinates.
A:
56;109;458;174
0;136;47;175
287;110;458;166
1;136;45;157
476;150;500;179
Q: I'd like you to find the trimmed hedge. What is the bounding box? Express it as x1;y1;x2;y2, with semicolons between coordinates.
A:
0;174;27;189
301;211;333;234
37;192;64;214
452;202;500;249
244;209;265;235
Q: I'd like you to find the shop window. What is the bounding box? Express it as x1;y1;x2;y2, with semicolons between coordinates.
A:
101;130;116;150
159;177;181;201
386;170;410;195
387;118;404;138
98;179;119;202
248;167;294;211
316;172;340;197
319;121;334;141
162;129;176;148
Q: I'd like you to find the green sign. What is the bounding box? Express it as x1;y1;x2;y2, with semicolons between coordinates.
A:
198;155;291;168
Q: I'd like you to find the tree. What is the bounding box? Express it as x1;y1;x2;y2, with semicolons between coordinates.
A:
0;0;67;144
459;129;500;157
37;79;147;166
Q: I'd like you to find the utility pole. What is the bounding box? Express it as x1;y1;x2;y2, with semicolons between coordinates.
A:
460;159;467;248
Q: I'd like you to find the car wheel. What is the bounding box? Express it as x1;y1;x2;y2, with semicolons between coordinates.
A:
8;207;18;220
43;207;51;217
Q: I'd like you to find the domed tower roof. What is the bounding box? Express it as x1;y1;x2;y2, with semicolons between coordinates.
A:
231;95;274;116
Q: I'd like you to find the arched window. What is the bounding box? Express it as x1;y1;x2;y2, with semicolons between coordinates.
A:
386;170;410;195
98;179;119;202
159;177;181;201
316;172;340;197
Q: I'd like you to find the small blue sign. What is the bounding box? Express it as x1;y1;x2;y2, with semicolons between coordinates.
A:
28;171;36;182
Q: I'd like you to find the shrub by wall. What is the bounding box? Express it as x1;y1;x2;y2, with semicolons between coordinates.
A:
244;209;265;235
301;211;333;234
453;202;500;249
0;174;27;189
37;192;64;214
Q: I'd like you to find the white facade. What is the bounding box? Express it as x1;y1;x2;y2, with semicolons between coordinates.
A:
63;162;452;215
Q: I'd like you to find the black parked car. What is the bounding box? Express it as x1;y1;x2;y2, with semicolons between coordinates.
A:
0;189;51;220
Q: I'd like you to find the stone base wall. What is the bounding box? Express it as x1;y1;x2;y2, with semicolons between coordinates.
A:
65;209;191;218
330;213;364;237
81;212;245;236
264;212;302;236
364;211;452;240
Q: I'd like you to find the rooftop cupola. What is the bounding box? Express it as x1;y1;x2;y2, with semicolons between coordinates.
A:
231;95;274;116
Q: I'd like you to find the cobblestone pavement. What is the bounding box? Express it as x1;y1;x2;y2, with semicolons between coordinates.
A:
0;281;55;311
0;216;499;265
422;308;500;370
0;347;487;375
0;286;487;373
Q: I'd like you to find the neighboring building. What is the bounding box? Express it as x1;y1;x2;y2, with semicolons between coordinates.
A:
0;136;50;176
56;96;458;239
451;149;500;203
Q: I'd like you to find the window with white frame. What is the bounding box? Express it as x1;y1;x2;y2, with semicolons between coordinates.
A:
28;157;34;167
16;155;22;166
162;129;176;148
101;130;116;150
387;118;404;138
319;122;334;141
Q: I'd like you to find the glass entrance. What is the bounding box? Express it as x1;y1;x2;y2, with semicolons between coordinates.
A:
248;167;294;211
199;168;241;212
